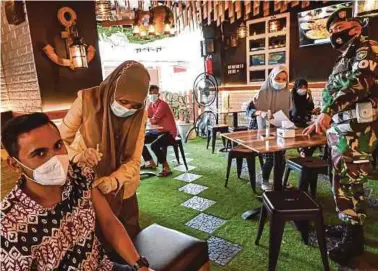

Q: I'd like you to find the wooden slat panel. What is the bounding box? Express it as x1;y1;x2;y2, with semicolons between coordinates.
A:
203;0;208;19
225;0;229;11
229;1;235;23
196;1;203;23
235;1;242;19
208;0;212;25
219;1;225;23
253;0;260;16
302;1;310;8
280;0;288;12
245;0;251;15
213;0;218;20
274;0;281;12
291;1;300;7
263;1;270;17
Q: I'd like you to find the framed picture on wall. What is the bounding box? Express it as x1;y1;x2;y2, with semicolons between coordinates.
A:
201;39;215;56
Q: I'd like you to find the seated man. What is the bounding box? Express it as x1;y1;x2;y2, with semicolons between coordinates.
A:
142;85;177;177
1;113;153;271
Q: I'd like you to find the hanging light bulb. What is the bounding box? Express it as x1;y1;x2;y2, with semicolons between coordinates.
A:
237;22;247;39
133;25;140;35
164;23;171;34
69;37;88;69
95;0;113;21
140;30;147;38
148;24;155;35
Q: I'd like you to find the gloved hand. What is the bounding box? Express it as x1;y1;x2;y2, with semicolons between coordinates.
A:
92;176;119;194
73;148;103;167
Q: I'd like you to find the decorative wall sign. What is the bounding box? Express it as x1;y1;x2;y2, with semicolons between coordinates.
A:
227;64;244;75
135;46;162;53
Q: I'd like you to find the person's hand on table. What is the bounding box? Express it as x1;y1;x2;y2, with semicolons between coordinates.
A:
303;113;331;136
73;148;103;167
92;176;118;194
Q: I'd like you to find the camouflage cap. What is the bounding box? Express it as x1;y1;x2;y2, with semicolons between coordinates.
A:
326;7;363;32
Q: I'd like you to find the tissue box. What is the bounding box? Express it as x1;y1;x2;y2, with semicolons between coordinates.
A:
277;128;296;138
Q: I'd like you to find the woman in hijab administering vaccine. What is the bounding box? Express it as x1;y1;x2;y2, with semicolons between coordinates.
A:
59;61;149;239
246;65;292;190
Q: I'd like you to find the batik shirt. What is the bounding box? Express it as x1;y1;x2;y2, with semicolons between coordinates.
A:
0;163;113;271
322;35;378;117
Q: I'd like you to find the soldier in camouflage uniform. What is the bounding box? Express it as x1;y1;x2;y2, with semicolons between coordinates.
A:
304;7;378;264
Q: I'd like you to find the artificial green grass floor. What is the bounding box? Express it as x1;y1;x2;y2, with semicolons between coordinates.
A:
138;138;378;271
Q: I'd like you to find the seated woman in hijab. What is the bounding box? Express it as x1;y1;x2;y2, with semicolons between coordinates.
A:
246;65;292;191
59;61;149;242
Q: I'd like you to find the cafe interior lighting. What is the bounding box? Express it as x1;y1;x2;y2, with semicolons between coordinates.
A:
269;20;280;33
133;24;140;35
69;37;88;69
237;22;247;39
95;0;113;21
354;0;378;17
43;7;95;70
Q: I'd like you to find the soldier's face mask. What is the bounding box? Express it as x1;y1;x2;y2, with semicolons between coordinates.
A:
330;26;357;50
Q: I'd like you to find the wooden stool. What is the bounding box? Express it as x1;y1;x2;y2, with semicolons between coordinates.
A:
225;145;258;193
255;191;329;271
206;124;229;154
283;157;328;197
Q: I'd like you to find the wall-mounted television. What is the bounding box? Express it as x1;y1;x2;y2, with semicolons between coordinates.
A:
298;2;352;47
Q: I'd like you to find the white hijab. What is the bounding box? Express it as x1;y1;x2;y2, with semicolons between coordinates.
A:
253;65;292;128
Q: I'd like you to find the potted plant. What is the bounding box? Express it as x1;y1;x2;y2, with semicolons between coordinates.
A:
175;94;196;141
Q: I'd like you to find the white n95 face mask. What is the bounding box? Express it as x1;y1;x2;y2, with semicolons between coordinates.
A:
15;154;69;186
110;100;137;118
297;89;307;96
272;80;287;90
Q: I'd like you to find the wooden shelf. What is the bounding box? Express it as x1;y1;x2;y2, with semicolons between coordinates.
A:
246;13;290;85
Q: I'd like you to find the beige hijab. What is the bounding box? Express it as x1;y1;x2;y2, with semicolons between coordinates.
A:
253;65;292;128
80;61;150;178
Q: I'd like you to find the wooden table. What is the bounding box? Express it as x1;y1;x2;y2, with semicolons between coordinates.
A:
221;128;326;219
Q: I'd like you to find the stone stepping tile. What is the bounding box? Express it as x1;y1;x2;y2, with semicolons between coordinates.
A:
181;196;216;212
173;165;196;172
185;213;227;234
207;236;243;266
178;183;208;195
175;173;202;183
168;152;190;157
171;158;194;165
